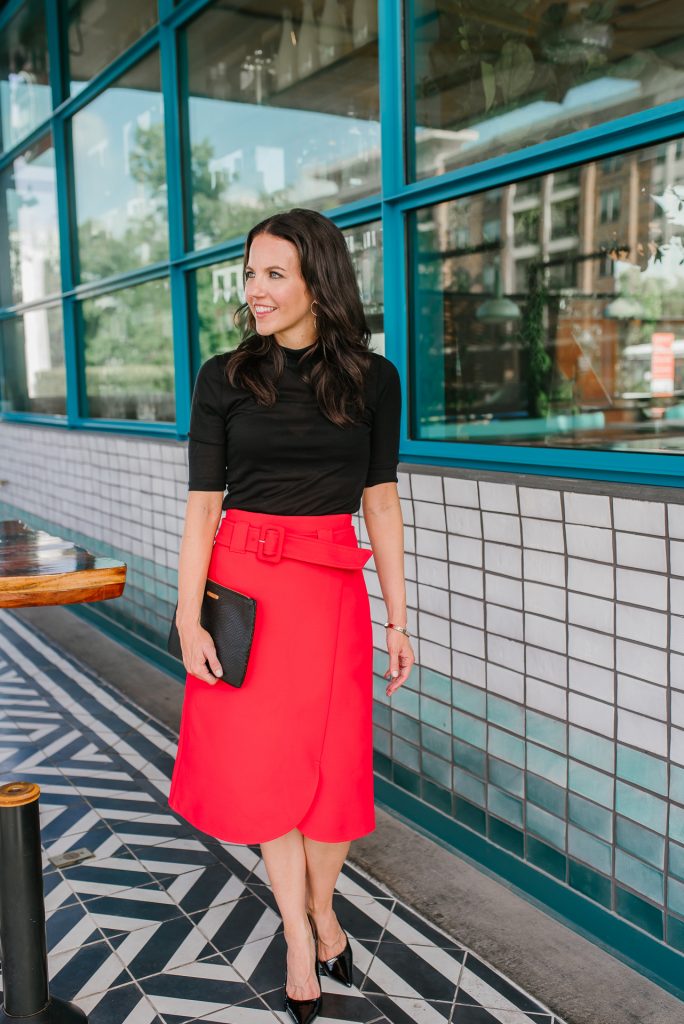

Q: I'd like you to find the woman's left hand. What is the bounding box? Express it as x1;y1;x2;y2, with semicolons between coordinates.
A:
384;628;415;697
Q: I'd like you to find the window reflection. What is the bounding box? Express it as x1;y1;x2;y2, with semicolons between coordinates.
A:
410;137;684;452
81;277;174;421
0;0;51;153
0;134;61;307
67;0;158;96
183;1;380;251
407;0;684;182
0;306;65;415
195;219;384;364
71;50;168;283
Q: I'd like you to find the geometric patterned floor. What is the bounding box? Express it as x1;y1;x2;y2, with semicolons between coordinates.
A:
0;609;567;1024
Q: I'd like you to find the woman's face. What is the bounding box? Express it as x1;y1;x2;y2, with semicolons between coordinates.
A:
244;232;316;345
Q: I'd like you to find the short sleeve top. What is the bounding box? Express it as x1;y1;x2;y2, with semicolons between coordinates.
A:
187;343;402;515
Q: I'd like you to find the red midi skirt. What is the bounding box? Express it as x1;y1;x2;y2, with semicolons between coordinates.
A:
168;507;377;845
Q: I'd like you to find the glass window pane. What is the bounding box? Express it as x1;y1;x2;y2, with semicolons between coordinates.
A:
0;0;51;153
81;277;174;421
0;306;65;415
347;219;384;352
407;1;684;182
184;1;380;251
67;0;158;96
0;133;61;307
195;258;246;362
72;49;168;283
195;219;384;363
409;136;684;453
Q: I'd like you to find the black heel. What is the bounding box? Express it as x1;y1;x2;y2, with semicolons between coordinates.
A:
308;910;353;988
283;914;322;1024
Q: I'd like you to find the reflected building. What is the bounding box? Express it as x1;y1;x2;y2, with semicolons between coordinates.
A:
411;136;684;448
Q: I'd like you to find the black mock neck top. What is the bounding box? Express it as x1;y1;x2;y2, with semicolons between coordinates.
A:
187;342;402;515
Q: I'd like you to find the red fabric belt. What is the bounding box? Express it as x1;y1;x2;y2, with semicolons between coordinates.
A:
214;519;373;571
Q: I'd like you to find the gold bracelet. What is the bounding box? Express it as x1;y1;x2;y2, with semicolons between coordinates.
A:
384;621;410;637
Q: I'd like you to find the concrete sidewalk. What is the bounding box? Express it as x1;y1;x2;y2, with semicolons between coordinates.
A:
3;605;683;1024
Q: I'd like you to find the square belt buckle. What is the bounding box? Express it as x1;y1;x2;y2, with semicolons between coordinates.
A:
256;524;285;563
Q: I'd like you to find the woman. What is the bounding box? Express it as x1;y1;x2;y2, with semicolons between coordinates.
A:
168;208;415;1023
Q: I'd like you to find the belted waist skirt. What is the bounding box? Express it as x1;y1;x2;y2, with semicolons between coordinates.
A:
168;507;377;845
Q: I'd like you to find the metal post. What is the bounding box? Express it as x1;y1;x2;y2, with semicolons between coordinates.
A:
0;781;87;1024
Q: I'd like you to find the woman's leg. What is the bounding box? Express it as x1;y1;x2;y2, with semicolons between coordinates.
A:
259;828;320;1000
303;835;350;961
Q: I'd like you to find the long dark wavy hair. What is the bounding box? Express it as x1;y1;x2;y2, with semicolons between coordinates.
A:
225;208;374;427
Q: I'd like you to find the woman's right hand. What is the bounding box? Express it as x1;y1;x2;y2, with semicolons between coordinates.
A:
179;623;223;685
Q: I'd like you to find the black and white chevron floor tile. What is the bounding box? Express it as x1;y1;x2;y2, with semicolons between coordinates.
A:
0;609;566;1024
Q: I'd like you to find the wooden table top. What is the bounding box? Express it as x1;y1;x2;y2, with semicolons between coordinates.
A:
0;520;127;608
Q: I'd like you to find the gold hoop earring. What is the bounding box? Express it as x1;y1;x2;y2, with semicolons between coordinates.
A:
310;300;319;331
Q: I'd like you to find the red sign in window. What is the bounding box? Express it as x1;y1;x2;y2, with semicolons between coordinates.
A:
650;332;675;395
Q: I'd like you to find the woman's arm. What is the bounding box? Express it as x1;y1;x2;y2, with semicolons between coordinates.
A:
362;482;415;696
176;490;225;686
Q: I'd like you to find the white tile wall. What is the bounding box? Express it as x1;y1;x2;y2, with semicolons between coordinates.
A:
486;573;523;610
410;473;444;503
448;534;482;567
451;622;486;659
414;500;447;531
519;486;562;520
617;674;668;720
450;593;485;629
569;692;615;737
524;581;565;618
453;651;486;688
568;592;615;634
418;610;451;647
449;564;484;598
616;532;667;572
418;637;451;676
671;541;684;577
613;497;665;535
482;511;521;545
484;541;521;577
487;604;524;641
479;481;518;514
525;612;567;653
565;524;614;562
446;505;481;537
487;663;525;703
521;517;565;552
444;476;478;507
615;639;668;686
615;604;668;647
0;423;187;567
668;503;684;539
6;424;684;931
568;625;614;669
617;709;667;755
487;634;525;673
523;548;566;586
527;676;567;718
526;645;567;687
418;582;450;618
569;659;614;702
416;528;448;559
564;492;611;527
616;567;667;610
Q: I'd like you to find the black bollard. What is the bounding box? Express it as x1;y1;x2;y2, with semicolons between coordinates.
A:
0;781;87;1024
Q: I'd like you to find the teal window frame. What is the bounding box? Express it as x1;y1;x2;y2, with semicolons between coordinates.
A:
0;0;681;485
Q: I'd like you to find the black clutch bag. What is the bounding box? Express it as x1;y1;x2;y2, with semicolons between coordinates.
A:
167;579;257;688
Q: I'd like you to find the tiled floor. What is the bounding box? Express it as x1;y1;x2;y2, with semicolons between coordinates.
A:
0;609;567;1024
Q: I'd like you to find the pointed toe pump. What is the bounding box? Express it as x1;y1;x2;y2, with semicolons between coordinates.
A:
308;911;353;987
284;914;322;1024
